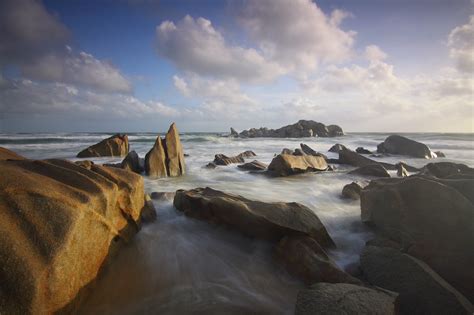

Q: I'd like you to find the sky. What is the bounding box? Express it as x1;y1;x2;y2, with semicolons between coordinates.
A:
0;0;473;133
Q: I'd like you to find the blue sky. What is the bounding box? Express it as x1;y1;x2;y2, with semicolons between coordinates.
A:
0;0;473;132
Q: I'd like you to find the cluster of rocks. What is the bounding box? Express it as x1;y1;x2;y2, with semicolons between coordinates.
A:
231;120;344;138
0;147;156;314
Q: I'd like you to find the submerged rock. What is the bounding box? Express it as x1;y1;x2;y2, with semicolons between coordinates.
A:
0;158;145;314
173;187;335;248
213;150;256;166
267;154;328;176
295;283;399;315
377;135;436;159
236;120;344;138
237;160;267;171
349;164;391;178
361;176;474;302
361;245;474;314
77;134;129;158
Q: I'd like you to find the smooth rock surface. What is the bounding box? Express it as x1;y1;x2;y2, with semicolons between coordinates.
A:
267;154;328;176
377;135;435;159
341;182;366;200
165;123;186;177
145;136;167;177
77;134;129;158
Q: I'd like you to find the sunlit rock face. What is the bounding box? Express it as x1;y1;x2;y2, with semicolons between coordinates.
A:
77;134;129;158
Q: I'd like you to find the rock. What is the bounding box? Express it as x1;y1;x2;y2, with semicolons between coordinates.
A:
377;135;436;159
435;151;446;158
293;148;306;156
0;147;25;160
75;160;94;169
295;283;399;315
230;127;239;137
300;143;328;159
356;147;372;154
0;158;145;314
349;164;391;178
396;162;409;177
267;154;329;176
420;162;474;179
237;160;267;171
150;191;175;201
361;176;474;301
173;187;335;248
276;236;361;285
238;150;257;158
205;162;217;169
141;194;157;223
77;134;129;158
339;147;381;167
165;123;186;177
326;158;341;164
237;120;344;138
328;143;347;153
361;245;474;314
341;182;365;200
121;150;142;173
281;148;294;155
145;136;167;177
213;154;244;166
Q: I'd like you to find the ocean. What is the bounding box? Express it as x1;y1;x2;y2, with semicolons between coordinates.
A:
1;132;473;314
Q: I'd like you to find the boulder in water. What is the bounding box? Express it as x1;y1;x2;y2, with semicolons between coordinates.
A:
349;164;390;178
121;150;142;173
145;136;167;177
377;135;436;159
341;182;366;200
356;147;372;154
267;154;328;176
328;143;347;153
237;160;267;171
77;134;129;158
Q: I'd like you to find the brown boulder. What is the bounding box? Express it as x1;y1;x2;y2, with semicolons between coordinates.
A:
165;123;186;177
0;158;145;314
173;187;335;248
361;245;474;314
141;194;157;223
361;176;474;302
295;283;399;315
213;154;244;165
0;147;25;160
267;154;328;176
77;134;129;158
145;136;167;177
349;164;390;178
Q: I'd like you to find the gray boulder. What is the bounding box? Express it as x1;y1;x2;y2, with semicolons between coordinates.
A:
349;164;391;178
377;135;436;159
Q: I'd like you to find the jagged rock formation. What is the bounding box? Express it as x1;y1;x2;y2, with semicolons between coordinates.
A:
145;123;185;177
213;151;256;166
77;134;129;158
233;120;344;138
0;156;146;314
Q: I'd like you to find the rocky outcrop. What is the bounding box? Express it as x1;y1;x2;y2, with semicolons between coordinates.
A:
230;127;239;137
356;147;372;154
420;162;474;179
328;143;347;153
77;134;129;158
276;236;360;285
141;194;157;223
341;182;366;200
377;135;436;159
237;120;344;138
0;147;26;160
237;160;267;171
145;123;186;177
0;157;145;314
349;164;390;178
361;245;474;314
173;187;335;247
361;176;474;302
213;151;256;166
300;143;328;159
295;283;399;315
267;154;328;176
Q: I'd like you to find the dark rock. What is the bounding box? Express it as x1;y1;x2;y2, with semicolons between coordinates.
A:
365;237;401;250
173;187;335;248
326;158;341;164
356;147;372;154
420;162;474;179
293;148;306;156
341;182;366;200
349;164;391;178
141;194;157;223
237;160;267;171
267;154;329;176
396;162;409;177
295;283;399;315
205;162;217;169
238;150;257;158
121;150;142;173
435;151;446;158
77;134;129;158
361;245;474;314
150;191;175;201
230;127;239;137
361;176;474;301
377;135;436;159
281;148;293;155
328;143;347;153
300;143;328;159
276;236;361;285
237;120;344;138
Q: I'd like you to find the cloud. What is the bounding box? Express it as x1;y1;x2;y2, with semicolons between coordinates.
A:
448;15;474;73
365;45;387;62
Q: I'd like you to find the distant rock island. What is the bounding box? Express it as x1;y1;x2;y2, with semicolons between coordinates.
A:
231;120;344;138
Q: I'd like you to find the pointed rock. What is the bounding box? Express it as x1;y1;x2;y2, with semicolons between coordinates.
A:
165;123;186;177
145;136;167;177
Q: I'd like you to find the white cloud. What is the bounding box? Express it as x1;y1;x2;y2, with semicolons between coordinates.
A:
365;45;387;62
448;15;474;73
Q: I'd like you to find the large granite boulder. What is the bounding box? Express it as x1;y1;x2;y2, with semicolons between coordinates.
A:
145;123;186;177
237;120;344;138
0;158;145;314
173;187;335;248
361;176;474;302
0;147;26;160
295;283;399;315
377;135;436;159
361;245;474;314
276;236;360;285
145;136;167;177
77;134;129;158
267;154;328;176
349;164;391;178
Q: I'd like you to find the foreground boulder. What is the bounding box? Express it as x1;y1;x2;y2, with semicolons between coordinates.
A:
349;164;390;178
377;135;436;158
174;187;335;248
0;158;145;314
267;154;328;176
0;147;26;160
145;123;186;177
77;134;129;158
237;120;344;138
237;160;267;171
361;245;474;314
361;176;474;301
295;283;399;315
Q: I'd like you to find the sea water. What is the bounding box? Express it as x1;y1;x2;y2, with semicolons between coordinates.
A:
1;132;473;314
